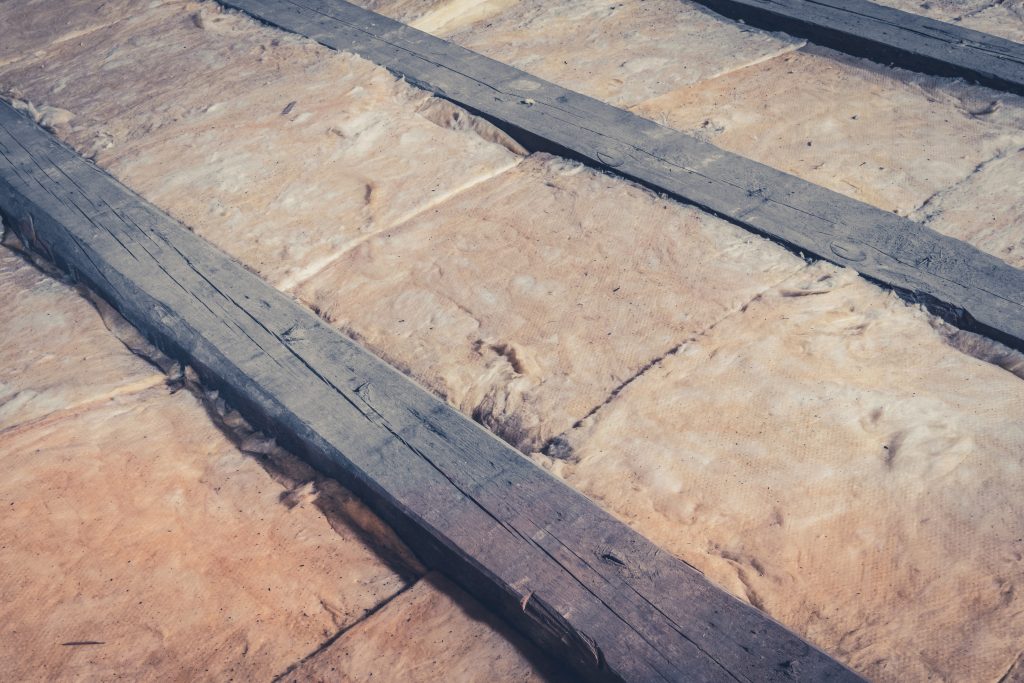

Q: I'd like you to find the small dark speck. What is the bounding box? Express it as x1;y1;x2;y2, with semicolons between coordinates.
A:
62;641;105;647
601;552;626;567
612;286;620;292
281;101;297;115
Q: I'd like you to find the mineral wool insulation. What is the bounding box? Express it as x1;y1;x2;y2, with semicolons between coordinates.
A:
360;0;1024;268
0;246;413;679
358;0;805;107
1;1;1023;681
0;245;562;681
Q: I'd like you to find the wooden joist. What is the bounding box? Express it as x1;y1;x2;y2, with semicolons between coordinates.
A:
0;103;861;681
219;0;1024;353
690;0;1024;96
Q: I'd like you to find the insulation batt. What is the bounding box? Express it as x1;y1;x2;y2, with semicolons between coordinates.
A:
871;0;1024;43
0;0;173;68
440;0;802;107
911;147;1024;268
0;246;163;429
0;1;520;288
633;47;1024;217
281;573;571;682
355;0;802;107
0;387;412;679
0;246;415;678
296;153;805;452
0;245;566;681
538;262;1024;683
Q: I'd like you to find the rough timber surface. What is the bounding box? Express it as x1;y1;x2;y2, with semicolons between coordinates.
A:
688;0;1024;95
0;105;860;682
217;0;1024;353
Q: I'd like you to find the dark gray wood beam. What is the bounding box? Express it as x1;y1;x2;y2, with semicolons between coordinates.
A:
0;103;861;681
691;0;1024;97
218;0;1024;354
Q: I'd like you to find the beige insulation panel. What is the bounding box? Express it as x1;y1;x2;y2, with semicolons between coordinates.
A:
282;573;570;682
0;245;569;681
537;262;1024;683
871;0;1024;43
911;148;1024;268
0;0;520;288
353;0;520;34
0;387;414;679
441;0;802;107
962;3;1024;42
0;247;163;430
0;0;174;68
295;153;805;453
0;245;416;678
633;48;1024;218
349;0;801;106
359;0;1024;265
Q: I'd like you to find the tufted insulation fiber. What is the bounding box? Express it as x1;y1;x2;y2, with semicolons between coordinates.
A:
295;153;805;453
538;263;1024;682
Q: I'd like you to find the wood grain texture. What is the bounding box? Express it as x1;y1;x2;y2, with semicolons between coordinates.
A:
689;0;1024;95
0;103;860;681
217;0;1024;354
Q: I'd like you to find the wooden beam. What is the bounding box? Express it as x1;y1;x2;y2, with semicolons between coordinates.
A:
690;0;1024;97
218;0;1024;354
0;104;861;681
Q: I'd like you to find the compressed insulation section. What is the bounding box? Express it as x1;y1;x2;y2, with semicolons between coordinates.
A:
281;573;571;682
3;1;1024;682
0;1;521;289
355;0;803;107
534;262;1024;683
295;153;804;452
870;0;1024;43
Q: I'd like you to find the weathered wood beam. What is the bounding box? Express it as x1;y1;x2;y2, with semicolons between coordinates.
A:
218;0;1024;353
0;103;861;681
690;0;1024;96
